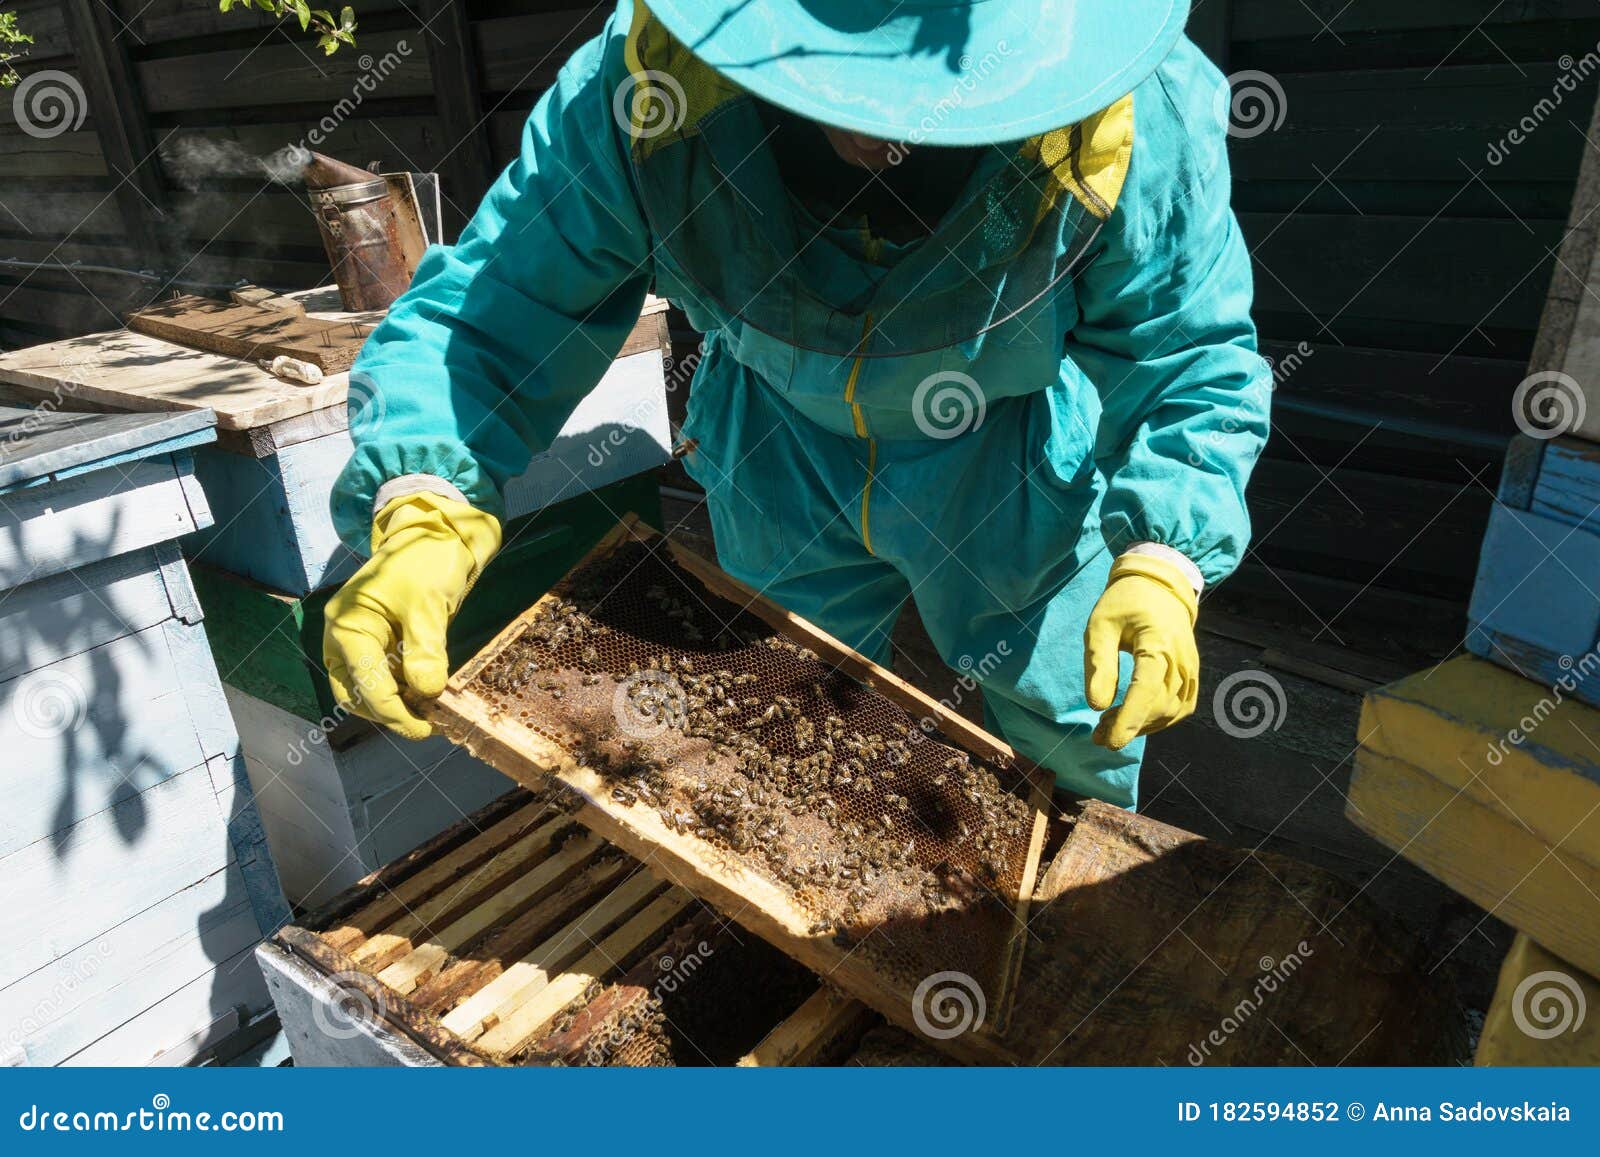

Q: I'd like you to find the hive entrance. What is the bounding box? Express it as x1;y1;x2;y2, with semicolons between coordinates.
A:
433;517;1047;1056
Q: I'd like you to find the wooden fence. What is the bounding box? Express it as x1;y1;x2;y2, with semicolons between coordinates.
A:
3;0;1597;660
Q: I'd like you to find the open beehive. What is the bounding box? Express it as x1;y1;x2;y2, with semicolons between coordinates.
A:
427;516;1050;1062
264;786;885;1065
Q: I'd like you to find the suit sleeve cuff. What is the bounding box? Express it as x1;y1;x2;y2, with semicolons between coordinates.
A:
373;473;471;517
1121;541;1205;594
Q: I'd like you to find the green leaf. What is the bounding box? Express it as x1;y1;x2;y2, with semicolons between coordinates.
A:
340;6;356;33
317;31;338;54
292;0;311;31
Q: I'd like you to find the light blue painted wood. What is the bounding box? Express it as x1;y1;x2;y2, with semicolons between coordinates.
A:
0;453;210;588
0;863;265;1067
0;621;219;855
0;762;235;988
1528;437;1600;529
204;753;290;938
183;348;671;595
356;744;510;870
224;683;507;908
0;543;179;685
1467;504;1600;706
64;943;268;1067
0;401;215;494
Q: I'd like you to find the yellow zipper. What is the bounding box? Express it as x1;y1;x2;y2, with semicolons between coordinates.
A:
844;314;876;554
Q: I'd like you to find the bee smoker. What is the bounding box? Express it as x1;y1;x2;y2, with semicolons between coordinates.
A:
302;151;418;311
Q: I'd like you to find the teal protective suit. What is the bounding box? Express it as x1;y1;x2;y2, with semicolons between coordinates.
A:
331;1;1270;807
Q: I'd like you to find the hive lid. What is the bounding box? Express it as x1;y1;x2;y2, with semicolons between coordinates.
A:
0;397;216;493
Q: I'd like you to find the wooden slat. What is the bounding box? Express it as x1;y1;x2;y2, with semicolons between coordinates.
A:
409;853;632;1013
442;869;666;1041
736;987;872;1067
321;796;556;952
418;0;496;235
474;888;694;1058
376;829;606;995
60;0;166;262
350;812;581;972
126;295;372;372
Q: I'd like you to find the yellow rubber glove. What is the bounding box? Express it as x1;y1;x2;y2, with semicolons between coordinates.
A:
1083;553;1200;750
323;492;501;739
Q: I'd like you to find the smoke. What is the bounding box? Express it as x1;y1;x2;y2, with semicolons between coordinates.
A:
161;137;311;189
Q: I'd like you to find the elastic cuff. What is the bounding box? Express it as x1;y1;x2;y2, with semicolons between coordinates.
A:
373;473;470;516
1108;552;1200;625
1121;541;1204;594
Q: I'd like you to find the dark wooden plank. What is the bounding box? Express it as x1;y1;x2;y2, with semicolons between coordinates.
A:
1242;212;1561;335
474;7;610;95
125;294;373;371
1233;0;1598;41
137;29;431;113
1186;0;1231;71
417;0;496;236
1231;63;1593;187
60;0;168;261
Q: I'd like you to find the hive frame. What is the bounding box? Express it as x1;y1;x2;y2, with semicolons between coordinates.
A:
427;514;1050;1064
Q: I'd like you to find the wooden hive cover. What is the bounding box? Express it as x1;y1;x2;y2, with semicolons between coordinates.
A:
0;399;215;492
427;516;1050;1064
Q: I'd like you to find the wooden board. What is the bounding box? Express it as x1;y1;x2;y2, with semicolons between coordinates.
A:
1476;933;1600;1066
0;292;668;432
1000;800;1463;1065
1359;655;1600;867
1348;747;1600;979
126;295;374;372
426;515;1050;1066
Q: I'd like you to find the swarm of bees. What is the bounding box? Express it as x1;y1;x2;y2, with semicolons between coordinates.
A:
474;543;1035;930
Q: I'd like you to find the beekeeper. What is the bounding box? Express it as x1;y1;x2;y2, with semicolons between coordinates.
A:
323;0;1270;808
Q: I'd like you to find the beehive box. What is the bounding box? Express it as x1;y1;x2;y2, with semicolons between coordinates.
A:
0;292;673;595
1467;435;1600;701
259;787;883;1066
260;787;1461;1067
426;516;1051;1063
0;400;289;1066
193;477;661;908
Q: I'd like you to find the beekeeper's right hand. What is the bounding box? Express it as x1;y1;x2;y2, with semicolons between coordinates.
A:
323;492;501;739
